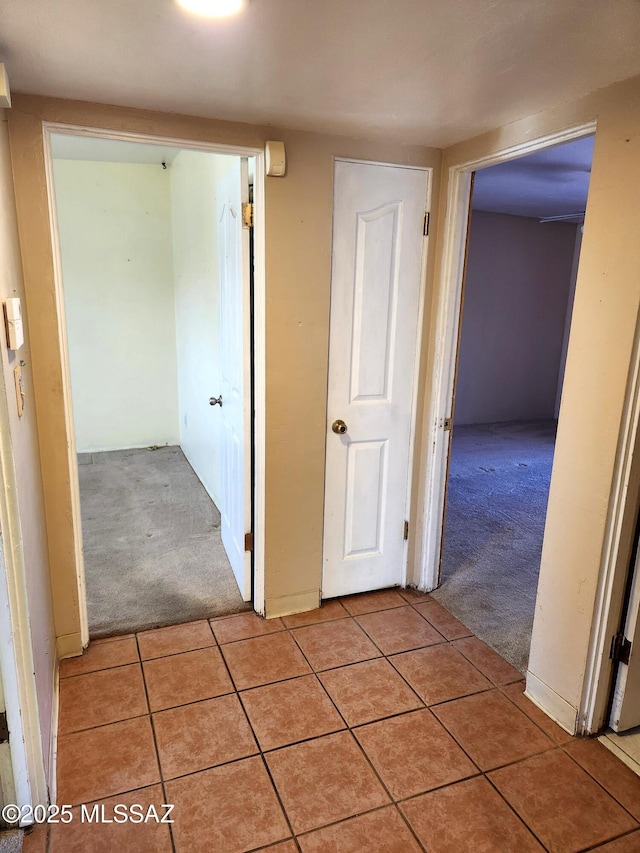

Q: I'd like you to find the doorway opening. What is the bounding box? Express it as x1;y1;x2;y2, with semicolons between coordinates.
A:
49;133;255;637
430;135;595;673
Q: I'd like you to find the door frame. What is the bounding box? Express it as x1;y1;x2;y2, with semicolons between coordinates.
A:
412;119;640;733
323;156;432;595
42;122;267;641
0;365;48;810
415;120;597;593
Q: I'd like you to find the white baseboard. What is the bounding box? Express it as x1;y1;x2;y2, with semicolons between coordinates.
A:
265;590;320;619
56;632;84;660
525;671;579;735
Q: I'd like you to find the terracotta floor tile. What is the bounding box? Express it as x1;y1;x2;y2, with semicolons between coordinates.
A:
49;785;172;853
453;636;522;684
211;611;285;644
153;693;257;779
137;619;215;660
391;644;492;705
256;843;298;853
433;689;553;770
266;731;389;833
355;708;477;799
240;674;345;750
165;756;290;852
565;737;640;820
413;600;473;640
591;832;640;851
58;664;147;734
291;619;381;671
401;776;544;852
501;682;575;744
57;716;160;805
489;749;638;852
298;806;422;852
399;587;432;604
60;637;139;677
282;599;348;628
143;647;233;711
318;658;422;726
340;589;406;615
222;631;310;689
356;605;444;654
22;825;48;853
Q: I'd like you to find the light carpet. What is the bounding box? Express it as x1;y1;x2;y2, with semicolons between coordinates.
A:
78;446;250;638
432;420;556;673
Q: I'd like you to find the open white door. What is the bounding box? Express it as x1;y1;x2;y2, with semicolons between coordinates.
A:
215;159;252;601
322;159;429;599
610;541;640;731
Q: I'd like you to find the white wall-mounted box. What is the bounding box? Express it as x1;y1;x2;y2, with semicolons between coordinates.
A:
4;298;24;350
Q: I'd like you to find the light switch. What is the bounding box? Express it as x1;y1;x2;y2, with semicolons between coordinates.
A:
4;298;24;350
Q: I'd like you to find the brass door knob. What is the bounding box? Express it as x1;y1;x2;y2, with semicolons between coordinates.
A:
332;419;348;435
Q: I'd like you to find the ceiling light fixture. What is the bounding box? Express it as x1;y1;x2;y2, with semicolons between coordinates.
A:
177;0;244;17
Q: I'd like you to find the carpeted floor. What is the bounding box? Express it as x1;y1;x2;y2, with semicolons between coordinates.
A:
432;420;557;674
78;446;251;638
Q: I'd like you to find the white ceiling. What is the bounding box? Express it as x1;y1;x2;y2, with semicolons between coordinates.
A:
472;135;594;220
2;1;640;148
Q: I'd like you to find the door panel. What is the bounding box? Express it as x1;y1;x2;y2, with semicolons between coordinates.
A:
216;159;252;601
322;160;428;599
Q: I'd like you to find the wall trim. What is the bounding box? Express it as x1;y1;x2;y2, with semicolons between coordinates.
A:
266;590;320;619
525;671;578;735
56;633;82;661
578;305;640;734
0;373;47;808
47;657;59;806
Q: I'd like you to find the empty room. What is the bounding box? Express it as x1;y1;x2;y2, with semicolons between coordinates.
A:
51;133;254;636
434;136;594;672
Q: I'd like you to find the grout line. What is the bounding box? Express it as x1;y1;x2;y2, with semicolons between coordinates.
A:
578;826;640;851
54;595;639;850
135;632;177;853
482;770;553;852
59;659;142;681
561;745;640;827
58;709;151;737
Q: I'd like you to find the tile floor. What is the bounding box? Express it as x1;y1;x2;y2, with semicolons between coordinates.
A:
22;589;640;852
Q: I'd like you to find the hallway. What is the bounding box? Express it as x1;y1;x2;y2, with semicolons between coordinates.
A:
25;590;640;852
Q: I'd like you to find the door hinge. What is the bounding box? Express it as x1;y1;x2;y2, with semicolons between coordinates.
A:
242;202;254;229
403;520;409;541
611;632;632;665
0;712;8;744
244;532;254;553
443;417;452;431
423;211;430;236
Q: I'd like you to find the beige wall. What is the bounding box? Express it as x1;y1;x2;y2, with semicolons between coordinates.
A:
0;111;55;780
6;95;441;641
426;73;640;729
53;159;180;452
454;211;577;425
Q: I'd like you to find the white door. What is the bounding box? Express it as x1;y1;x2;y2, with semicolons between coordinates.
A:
322;159;429;599
610;543;640;731
215;159;252;601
